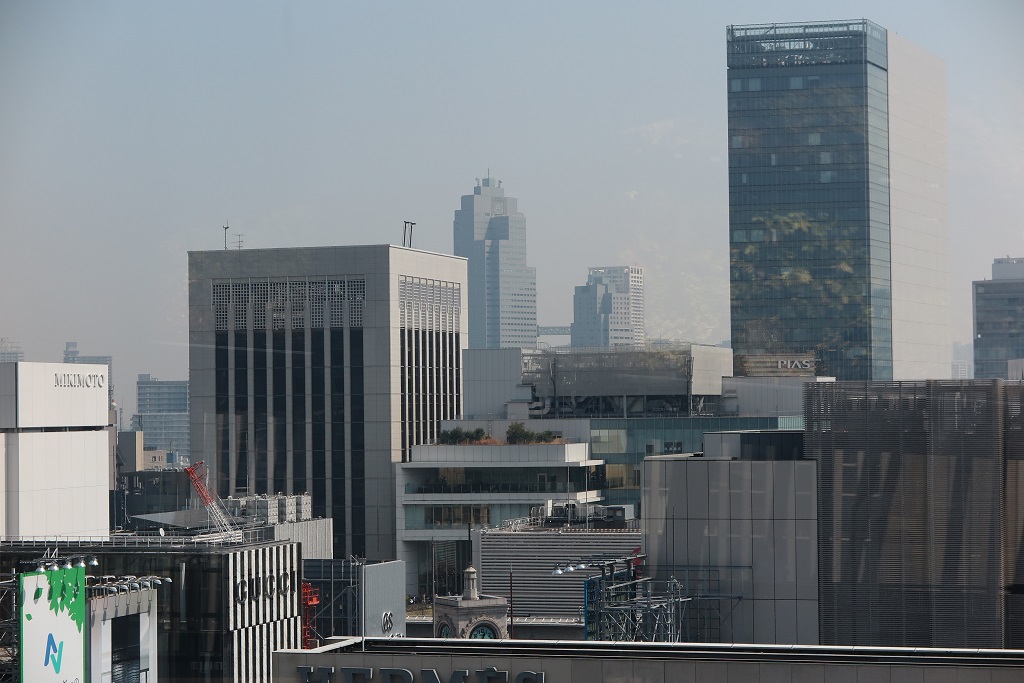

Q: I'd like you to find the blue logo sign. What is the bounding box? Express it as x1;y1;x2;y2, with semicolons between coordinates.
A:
44;633;63;673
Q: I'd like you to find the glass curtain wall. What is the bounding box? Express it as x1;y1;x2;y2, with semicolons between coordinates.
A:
728;20;892;380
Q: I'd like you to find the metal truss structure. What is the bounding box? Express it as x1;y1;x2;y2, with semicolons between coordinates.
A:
585;560;742;643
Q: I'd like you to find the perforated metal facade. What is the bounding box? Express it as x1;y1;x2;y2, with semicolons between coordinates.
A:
805;380;1017;647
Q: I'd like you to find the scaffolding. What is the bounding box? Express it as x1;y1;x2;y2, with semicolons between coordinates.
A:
301;582;321;649
303;559;362;639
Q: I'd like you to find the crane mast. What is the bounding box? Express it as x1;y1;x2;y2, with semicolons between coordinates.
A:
185;461;242;541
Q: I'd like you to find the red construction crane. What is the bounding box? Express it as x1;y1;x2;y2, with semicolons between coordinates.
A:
184;461;241;541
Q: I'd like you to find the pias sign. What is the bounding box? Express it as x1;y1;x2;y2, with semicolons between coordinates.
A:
235;569;298;603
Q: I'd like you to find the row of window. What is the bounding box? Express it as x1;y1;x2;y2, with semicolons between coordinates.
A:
212;278;366;331
730;129;881;149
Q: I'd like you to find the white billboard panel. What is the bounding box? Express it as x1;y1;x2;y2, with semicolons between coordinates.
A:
362;560;406;637
0;362;109;429
19;567;87;683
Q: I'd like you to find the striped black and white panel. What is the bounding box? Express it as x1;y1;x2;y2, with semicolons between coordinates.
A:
232;616;302;683
228;543;301;631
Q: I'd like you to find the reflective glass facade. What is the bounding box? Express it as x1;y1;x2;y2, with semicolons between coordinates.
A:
728;20;893;380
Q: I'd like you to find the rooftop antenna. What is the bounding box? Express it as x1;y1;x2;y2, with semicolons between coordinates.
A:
223;222;229;250
234;233;244;250
403;221;416;248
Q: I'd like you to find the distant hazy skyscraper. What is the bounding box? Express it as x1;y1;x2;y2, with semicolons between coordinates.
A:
571;266;645;348
64;340;114;402
974;257;1024;379
453;176;537;349
131;374;191;461
0;338;24;362
727;20;950;380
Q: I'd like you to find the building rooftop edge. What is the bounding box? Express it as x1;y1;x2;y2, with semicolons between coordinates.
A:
187;244;467;262
727;18;880;30
282;636;1024;662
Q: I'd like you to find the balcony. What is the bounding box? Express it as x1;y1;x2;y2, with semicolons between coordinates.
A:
405;481;584;496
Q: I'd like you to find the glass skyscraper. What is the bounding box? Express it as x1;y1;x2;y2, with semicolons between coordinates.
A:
453;177;537;349
727;20;950;380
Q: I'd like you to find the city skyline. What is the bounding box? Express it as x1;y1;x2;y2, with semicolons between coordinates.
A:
2;1;1021;414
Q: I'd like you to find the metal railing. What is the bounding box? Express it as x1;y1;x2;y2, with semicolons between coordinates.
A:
1;528;273;549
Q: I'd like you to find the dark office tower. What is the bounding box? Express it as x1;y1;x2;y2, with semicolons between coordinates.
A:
974;257;1024;379
453;176;537;349
189;245;467;559
805;380;1015;648
727;20;950;380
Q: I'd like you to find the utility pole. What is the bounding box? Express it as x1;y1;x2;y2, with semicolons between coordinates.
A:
508;563;515;638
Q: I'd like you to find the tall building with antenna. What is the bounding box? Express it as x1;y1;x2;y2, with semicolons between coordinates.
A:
188;244;467;559
453;176;537;349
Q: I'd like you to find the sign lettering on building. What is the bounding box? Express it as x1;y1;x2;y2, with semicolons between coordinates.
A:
235;570;297;603
53;372;106;389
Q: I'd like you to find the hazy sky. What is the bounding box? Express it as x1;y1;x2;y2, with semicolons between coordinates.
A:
2;1;1022;418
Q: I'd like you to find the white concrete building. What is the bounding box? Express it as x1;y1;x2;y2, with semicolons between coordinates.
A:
396;442;601;595
0;362;111;539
